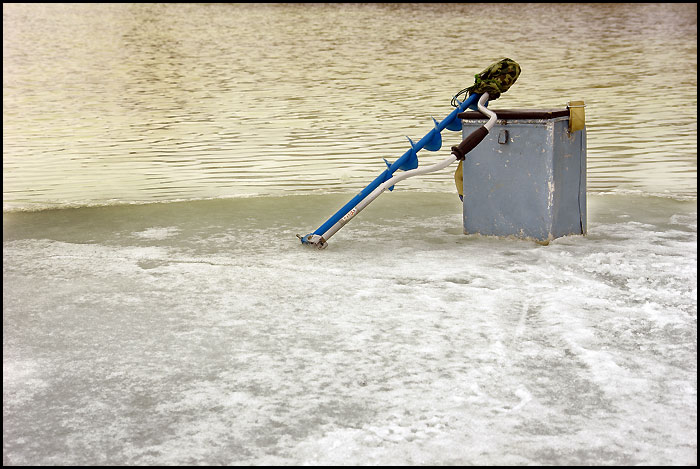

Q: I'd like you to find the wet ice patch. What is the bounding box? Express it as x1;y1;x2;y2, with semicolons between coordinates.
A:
669;212;697;230
132;227;181;240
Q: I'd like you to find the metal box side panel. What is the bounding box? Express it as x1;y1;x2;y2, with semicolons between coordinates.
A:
551;120;587;238
461;121;555;240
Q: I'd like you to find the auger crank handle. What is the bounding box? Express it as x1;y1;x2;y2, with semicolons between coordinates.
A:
450;92;497;160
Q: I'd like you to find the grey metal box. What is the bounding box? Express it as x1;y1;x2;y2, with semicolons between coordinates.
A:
459;109;586;242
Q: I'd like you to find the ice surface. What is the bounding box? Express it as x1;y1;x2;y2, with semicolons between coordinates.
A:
3;192;697;465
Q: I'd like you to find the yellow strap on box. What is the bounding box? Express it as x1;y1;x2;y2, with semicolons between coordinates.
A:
568;100;585;133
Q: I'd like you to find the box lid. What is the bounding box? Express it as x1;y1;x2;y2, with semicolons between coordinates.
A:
457;108;569;120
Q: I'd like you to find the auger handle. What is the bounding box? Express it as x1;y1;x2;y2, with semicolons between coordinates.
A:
450;126;489;160
450;93;496;160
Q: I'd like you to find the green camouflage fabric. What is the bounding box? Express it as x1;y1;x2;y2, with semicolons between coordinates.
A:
467;58;521;100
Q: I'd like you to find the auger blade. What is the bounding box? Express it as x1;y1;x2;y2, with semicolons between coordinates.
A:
445;115;463;132
382;160;396;191
423;118;443;151
399;138;419;171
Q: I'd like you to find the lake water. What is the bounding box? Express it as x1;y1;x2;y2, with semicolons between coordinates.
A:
3;3;697;208
3;3;697;466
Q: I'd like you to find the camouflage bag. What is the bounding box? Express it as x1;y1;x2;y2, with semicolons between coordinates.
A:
466;58;521;100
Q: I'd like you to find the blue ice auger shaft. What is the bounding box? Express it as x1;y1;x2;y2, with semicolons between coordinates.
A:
299;92;484;249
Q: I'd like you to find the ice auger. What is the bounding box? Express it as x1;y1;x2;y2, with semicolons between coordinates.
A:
298;59;521;249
